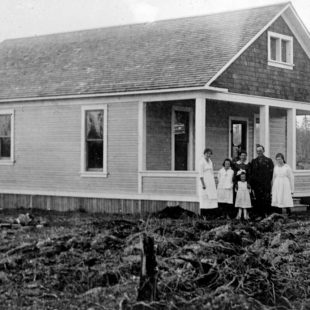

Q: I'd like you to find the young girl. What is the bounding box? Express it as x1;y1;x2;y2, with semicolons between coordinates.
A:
217;158;234;219
235;171;252;220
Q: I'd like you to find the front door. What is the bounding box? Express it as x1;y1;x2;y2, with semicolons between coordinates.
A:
172;107;193;170
230;118;248;158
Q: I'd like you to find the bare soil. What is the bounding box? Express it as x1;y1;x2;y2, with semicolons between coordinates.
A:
0;208;309;310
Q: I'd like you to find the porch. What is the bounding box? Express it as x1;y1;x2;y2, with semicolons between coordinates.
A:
137;92;310;205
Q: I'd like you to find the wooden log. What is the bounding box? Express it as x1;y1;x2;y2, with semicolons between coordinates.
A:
137;233;157;302
5;242;37;256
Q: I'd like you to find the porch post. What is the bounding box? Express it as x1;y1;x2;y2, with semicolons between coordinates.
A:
287;108;296;170
195;97;206;170
259;105;270;156
138;101;146;194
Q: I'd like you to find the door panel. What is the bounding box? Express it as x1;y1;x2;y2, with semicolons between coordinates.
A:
230;120;247;157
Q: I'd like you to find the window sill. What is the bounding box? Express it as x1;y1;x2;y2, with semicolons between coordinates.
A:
80;171;108;178
140;170;198;177
268;60;294;70
0;159;14;166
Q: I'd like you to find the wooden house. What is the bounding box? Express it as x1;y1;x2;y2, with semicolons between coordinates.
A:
0;2;310;213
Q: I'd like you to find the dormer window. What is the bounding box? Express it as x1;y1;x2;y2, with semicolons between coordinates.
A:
268;31;293;70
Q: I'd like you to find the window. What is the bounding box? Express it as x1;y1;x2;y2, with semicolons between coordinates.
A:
229;117;248;159
253;114;260;156
81;105;107;177
171;106;194;171
296;113;310;170
0;110;14;164
268;31;293;69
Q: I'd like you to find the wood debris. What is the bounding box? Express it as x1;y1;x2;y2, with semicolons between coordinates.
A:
0;208;309;309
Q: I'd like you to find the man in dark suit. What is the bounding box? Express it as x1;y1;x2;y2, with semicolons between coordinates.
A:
249;145;274;218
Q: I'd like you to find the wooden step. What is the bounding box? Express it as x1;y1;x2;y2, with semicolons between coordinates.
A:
291;204;308;212
291;196;309;212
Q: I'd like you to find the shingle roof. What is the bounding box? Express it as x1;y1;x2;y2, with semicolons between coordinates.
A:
0;2;289;100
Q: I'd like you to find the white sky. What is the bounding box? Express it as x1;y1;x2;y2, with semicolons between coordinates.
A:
0;0;310;42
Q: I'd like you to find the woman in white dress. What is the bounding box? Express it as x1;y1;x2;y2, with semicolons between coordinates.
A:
199;148;218;215
272;153;294;215
217;158;234;219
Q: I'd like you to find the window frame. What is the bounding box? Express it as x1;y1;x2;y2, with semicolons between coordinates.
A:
0;109;14;165
268;31;294;70
228;116;249;159
171;106;194;171
295;113;310;172
80;104;108;177
253;113;260;158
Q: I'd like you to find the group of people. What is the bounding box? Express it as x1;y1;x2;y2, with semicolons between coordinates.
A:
198;144;295;220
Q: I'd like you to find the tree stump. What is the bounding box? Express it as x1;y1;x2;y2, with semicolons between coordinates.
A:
137;233;157;301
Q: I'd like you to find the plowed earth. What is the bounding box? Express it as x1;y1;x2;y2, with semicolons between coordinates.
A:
0;208;309;310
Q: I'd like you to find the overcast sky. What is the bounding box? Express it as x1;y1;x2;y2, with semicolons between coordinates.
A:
0;0;309;42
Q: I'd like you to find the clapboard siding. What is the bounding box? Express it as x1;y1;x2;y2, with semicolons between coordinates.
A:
295;175;310;194
0;100;139;194
146;100;195;170
269;108;287;159
294;174;310;201
1;96;307;211
206;100;258;169
146;99;269;172
142;176;197;195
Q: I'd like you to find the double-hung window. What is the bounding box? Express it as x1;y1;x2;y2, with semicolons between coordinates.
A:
81;105;107;177
268;31;293;69
0;110;14;164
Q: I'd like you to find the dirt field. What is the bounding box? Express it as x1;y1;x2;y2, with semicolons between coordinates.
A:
0;207;310;310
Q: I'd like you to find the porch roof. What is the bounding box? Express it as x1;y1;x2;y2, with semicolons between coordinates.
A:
0;2;289;100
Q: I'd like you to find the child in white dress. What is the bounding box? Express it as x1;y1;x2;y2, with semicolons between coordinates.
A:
217;158;234;219
235;171;252;220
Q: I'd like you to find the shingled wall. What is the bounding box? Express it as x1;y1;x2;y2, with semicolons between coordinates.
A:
211;16;310;102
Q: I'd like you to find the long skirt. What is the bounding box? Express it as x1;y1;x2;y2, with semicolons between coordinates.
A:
272;176;293;208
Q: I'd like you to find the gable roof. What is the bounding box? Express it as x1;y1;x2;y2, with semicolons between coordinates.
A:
0;2;297;100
